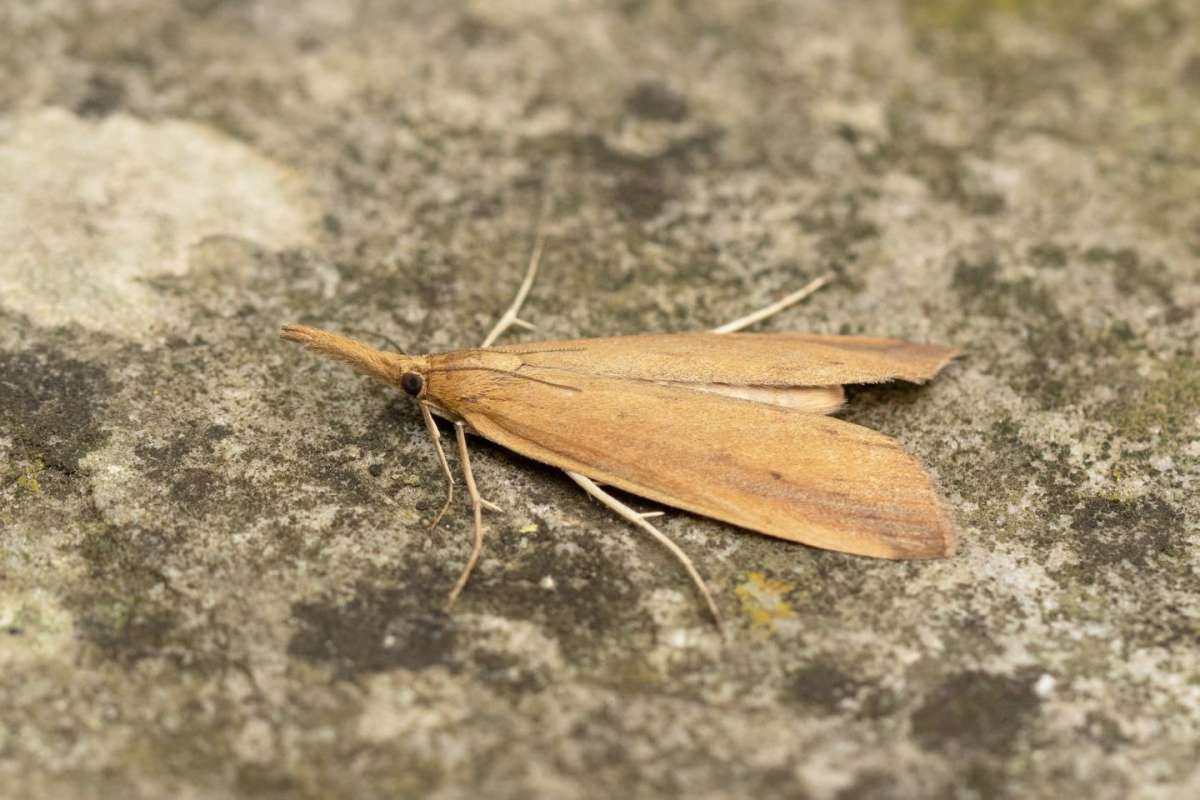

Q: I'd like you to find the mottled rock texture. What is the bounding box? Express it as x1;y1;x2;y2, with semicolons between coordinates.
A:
1;1;1197;798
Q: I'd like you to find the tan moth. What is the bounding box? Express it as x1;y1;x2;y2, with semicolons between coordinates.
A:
282;250;957;629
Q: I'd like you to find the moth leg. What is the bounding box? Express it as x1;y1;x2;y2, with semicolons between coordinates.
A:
480;228;546;347
420;402;454;530
447;421;491;607
710;272;833;334
566;470;723;632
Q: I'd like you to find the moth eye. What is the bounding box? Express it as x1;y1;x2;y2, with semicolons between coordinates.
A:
400;372;424;396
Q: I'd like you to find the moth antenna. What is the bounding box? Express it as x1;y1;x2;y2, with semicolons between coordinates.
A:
338;326;407;355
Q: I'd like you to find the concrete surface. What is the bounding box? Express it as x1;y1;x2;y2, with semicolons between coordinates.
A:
1;1;1197;798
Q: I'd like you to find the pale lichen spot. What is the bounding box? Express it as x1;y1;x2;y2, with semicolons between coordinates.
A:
735;571;798;632
0;108;317;339
0;590;79;669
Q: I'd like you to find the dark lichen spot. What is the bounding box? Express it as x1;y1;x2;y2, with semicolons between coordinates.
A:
180;0;233;16
1184;54;1200;88
1027;242;1067;268
946;417;1092;524
453;12;510;47
1069;495;1182;569
518;130;718;225
76;594;181;667
892;139;967;201
951;256;1064;334
796;194;881;264
855;685;903;720
614;167;670;221
235;765;302;799
321;213;343;236
1081;711;1131;754
76;522;184;588
911;670;1039;754
66;519;236;672
289;583;457;677
952;258;1001;293
134;437;193;475
873;132;1002;215
75;73;125;117
480;498;645;653
136;422;263;515
472;649;547;695
1084;246;1182;315
965;191;1006;215
169;467;221;507
0;347;113;475
624;82;690;122
836;770;903;800
745;766;805;796
786;661;863;712
205;423;233;441
1083;245;1135;268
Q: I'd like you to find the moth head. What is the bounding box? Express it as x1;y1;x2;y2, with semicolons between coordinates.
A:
399;370;425;398
280;324;425;393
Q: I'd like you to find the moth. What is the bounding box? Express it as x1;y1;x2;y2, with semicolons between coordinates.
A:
282;265;958;628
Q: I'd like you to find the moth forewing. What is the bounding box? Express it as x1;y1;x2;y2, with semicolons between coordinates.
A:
435;365;956;560
494;333;959;388
423;348;577;418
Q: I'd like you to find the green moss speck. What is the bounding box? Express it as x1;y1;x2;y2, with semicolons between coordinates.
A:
1109;357;1200;441
16;461;45;495
904;0;1121;42
905;0;1041;33
11;604;43;632
83;600;132;640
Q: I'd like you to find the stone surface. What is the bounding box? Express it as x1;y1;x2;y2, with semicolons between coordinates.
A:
1;1;1197;798
0;109;316;337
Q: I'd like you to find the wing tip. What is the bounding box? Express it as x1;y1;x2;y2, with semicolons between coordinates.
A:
940;527;959;558
901;522;958;559
822;339;961;385
882;501;959;559
901;343;962;385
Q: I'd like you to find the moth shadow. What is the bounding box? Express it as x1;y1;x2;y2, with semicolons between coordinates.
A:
840;381;940;425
